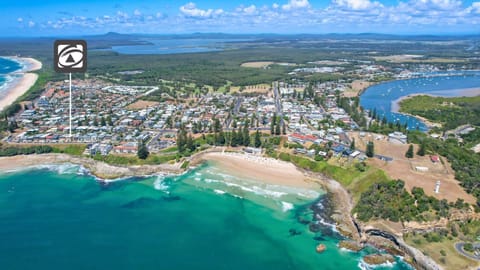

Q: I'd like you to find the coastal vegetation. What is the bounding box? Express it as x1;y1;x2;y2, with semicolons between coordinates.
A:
399;95;480;130
92;153;177;166
0;145;53;156
408;132;480;205
404;220;480;269
353;180;456;222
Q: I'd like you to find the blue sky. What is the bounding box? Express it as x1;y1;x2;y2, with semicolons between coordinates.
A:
2;0;480;36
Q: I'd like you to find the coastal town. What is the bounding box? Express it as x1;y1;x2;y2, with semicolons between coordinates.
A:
0;40;479;270
3;62;451;157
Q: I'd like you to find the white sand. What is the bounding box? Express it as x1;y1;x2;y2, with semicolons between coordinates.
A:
0;57;42;111
200;152;317;188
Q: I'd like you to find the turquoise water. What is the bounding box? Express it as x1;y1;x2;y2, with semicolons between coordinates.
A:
360;71;480;131
0;57;22;93
0;163;412;270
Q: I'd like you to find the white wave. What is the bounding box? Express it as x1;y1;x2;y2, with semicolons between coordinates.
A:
32;163;81;175
222;181;287;198
358;258;396;270
0;74;17;91
315;213;338;232
295;190;321;199
281;201;294;212
204;178;222;184
153;176;169;193
358;260;370;270
339;247;353;253
194;177;201;181
231;194;243;199
214;189;226;195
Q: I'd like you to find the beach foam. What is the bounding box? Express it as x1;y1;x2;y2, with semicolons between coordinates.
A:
153;175;170;193
358;258;397;270
214;189;226;195
281;201;294;212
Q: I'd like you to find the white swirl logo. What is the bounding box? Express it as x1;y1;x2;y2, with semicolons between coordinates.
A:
54;40;87;73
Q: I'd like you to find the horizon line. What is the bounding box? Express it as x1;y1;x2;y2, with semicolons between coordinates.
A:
0;31;480;39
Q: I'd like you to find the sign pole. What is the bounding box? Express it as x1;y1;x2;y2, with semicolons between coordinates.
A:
69;72;72;142
54;40;87;143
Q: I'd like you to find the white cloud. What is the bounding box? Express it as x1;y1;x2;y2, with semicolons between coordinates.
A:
180;2;221;18
117;11;128;19
282;0;311;11
333;0;382;10
468;2;480;13
22;0;480;34
243;5;257;15
416;0;461;10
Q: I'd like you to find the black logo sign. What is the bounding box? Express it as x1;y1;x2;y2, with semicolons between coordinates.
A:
54;40;87;73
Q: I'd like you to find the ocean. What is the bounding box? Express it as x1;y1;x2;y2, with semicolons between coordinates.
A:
360;71;480;131
0;162;412;270
0;57;22;94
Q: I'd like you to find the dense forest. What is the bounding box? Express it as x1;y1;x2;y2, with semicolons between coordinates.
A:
354;180;467;222
399;95;480;130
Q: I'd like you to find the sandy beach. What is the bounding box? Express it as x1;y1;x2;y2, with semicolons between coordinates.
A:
197;151;318;189
0;57;42;111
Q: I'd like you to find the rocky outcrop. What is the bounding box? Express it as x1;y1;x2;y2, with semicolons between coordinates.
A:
316;244;326;253
0;154;184;180
338;240;364;252
363;254;395;265
363;229;444;270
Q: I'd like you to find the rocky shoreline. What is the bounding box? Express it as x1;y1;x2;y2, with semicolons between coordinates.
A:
0;152;444;269
0;154;183;180
300;169;444;270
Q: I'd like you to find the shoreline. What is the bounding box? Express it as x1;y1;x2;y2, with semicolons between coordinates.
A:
0;153;183;180
0;151;444;269
0;57;42;111
389;88;480;129
195;151;319;189
391;88;480;113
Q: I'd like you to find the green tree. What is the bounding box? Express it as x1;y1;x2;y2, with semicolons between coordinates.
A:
417;141;426;156
137;142;149;160
366;141;374;158
275;119;281;135
216;131;226;145
231;129;238;147
405;144;414;158
186;134;195;152
100;116;106;126
106;115;113;126
177;127;187;153
214;118;221;133
350;138;355;150
270;113;276;135
254;130;262;148
242;121;250;146
282;123;286;135
93;118;98;127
